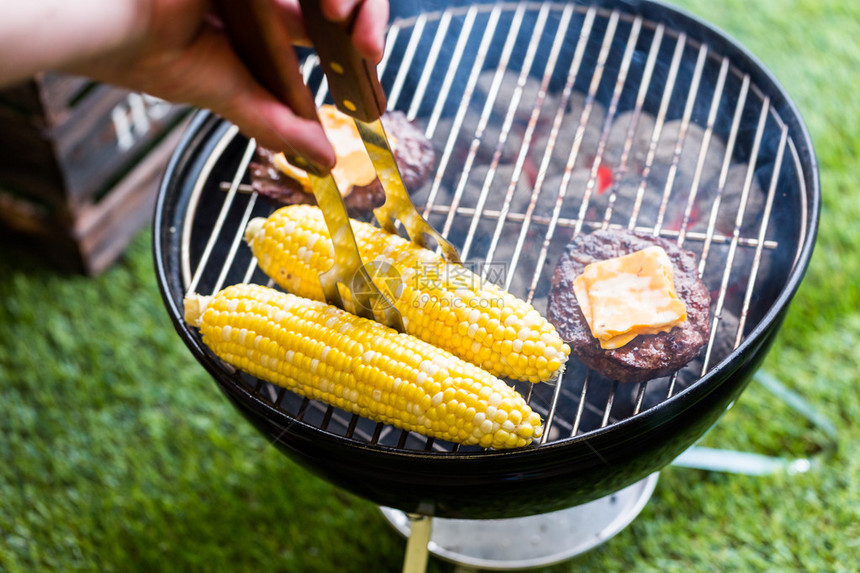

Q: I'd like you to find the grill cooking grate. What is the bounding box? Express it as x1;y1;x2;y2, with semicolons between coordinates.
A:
179;2;807;453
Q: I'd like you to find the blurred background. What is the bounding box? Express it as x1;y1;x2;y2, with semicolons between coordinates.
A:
1;0;858;571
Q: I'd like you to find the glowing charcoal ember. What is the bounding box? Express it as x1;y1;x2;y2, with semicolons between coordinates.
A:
542;93;607;173
604;111;656;172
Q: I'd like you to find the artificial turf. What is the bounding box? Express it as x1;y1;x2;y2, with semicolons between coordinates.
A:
2;0;859;571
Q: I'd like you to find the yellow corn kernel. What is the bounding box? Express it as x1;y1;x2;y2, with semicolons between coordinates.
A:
184;283;542;449
244;205;570;383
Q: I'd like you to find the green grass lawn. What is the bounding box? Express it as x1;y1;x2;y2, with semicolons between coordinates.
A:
2;0;859;571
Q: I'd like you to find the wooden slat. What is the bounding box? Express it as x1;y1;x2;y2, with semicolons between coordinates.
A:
0;117;191;274
73;121;190;274
0;71;194;274
0;112;65;205
0;73;92;125
0;84;189;212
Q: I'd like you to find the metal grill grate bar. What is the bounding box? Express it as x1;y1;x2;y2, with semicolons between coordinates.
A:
386;15;426;108
421;5;511;219
475;3;568;274
525;7;605;301
402;12;457;121
598;24;665;230
442;3;538;253
736;125;788;345
676;56;730;247
502;5;594;293
418;204;777;249
698;74;750;281
625;32;687;232
703;97;771;371
586;16;644;231
211;143;261;294
182;125;239;291
652;43;709;236
461;6;594;256
570;374;591;436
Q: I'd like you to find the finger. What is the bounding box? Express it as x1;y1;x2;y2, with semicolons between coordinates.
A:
350;0;388;63
182;28;336;169
319;0;388;63
320;0;364;22
220;89;336;171
237;107;336;171
283;0;362;47
274;0;312;48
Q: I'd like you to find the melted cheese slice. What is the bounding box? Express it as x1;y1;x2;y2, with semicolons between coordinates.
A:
273;105;396;197
572;246;687;349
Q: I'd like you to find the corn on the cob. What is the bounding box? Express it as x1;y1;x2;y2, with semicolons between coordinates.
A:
244;205;570;383
184;283;543;449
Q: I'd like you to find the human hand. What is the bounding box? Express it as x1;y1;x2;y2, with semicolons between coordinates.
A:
0;0;389;170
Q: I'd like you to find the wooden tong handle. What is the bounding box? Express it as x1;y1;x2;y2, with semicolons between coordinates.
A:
297;0;387;122
212;0;326;173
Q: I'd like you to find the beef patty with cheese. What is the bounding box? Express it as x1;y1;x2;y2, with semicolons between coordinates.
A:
249;106;434;217
547;229;711;383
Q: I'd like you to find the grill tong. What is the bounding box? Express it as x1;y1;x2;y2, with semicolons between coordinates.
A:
213;0;460;331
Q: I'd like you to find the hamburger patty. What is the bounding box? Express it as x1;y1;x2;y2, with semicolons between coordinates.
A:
248;111;434;217
547;229;711;383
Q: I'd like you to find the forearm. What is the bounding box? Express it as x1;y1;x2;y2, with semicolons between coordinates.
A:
0;0;146;87
0;0;388;168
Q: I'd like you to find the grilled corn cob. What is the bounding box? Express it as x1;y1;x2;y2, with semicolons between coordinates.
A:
184;283;543;449
244;205;570;383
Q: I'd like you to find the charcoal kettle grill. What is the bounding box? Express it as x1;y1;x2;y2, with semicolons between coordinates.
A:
153;0;819;569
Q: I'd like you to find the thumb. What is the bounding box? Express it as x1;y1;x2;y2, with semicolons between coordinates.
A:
215;85;336;171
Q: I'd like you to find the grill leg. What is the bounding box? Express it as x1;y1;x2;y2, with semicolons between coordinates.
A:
402;514;432;573
382;473;658;570
671;371;838;475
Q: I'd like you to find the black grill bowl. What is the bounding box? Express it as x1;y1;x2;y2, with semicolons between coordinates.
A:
154;0;818;519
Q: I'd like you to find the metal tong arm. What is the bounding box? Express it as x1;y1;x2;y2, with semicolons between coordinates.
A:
297;0;462;264
296;0;387;122
213;0;404;329
212;0;328;173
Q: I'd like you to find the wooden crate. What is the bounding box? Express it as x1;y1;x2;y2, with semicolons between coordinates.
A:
0;72;91;126
0;73;192;274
